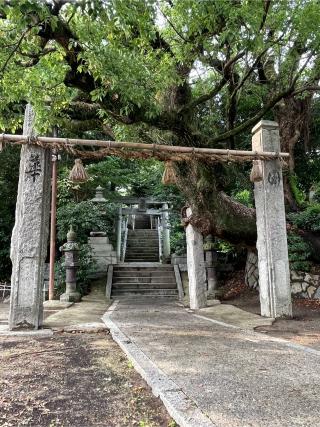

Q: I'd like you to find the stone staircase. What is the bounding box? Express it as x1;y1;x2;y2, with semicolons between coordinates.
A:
134;214;151;229
110;213;178;298
125;229;159;262
111;265;178;298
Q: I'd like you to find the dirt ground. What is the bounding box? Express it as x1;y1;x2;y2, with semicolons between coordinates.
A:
0;331;175;427
221;271;320;351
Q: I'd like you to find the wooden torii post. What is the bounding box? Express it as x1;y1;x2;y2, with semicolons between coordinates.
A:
2;106;292;329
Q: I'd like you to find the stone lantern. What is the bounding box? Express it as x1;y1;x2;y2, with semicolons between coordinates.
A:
91;185;107;205
91;186;107;232
60;226;81;302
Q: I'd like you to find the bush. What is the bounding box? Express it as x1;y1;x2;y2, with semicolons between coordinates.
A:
169;214;186;255
233;189;253;208
56;199;117;295
56;200;116;244
287;204;320;232
287;233;312;272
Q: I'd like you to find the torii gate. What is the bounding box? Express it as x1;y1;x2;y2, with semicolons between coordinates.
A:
2;105;292;329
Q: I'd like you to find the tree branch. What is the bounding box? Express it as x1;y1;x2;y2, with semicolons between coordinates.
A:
206;86;296;145
0;27;32;75
259;0;271;31
180;52;245;113
179;78;227;113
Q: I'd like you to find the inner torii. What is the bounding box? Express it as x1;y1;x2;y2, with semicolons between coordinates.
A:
3;104;292;330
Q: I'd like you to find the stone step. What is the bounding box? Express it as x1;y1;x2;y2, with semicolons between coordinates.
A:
127;234;158;238
114;266;174;271
124;258;160;261
125;255;159;259
126;243;158;247
113;272;175;278
112;283;177;289
111;261;177;298
125;256;159;260
125;257;159;262
125;252;159;256
127;238;159;246
125;253;159;258
124;252;160;256
127;234;158;236
126;247;159;251
113;277;176;286
127;241;158;244
112;289;178;296
129;228;157;231
128;232;158;236
126;241;159;246
125;259;159;263
126;238;159;242
113;272;175;281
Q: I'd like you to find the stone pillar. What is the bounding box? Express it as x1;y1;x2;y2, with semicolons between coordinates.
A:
9;104;51;329
252;120;292;318
186;208;207;309
116;207;122;260
60;227;81;303
162;203;171;260
204;235;218;297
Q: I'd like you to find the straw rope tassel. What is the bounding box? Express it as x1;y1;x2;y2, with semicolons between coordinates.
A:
69;158;89;183
162;161;177;185
250;160;263;183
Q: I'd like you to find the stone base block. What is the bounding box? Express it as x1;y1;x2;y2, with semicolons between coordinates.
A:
206;298;221;307
60;292;81;303
43;300;74;310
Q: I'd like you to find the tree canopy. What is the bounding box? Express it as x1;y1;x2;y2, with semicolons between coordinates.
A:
1;0;320;248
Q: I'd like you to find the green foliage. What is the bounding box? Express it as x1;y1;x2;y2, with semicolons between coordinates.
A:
311;183;320;203
287;204;320;232
0;145;20;280
214;239;234;254
170;216;186;255
1;0;320;278
233;189;253;208
56;200;116;244
1;0;320;142
287;233;312;272
288;174;306;208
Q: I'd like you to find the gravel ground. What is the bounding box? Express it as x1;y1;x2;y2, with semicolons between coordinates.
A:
221;271;320;350
0;331;175;427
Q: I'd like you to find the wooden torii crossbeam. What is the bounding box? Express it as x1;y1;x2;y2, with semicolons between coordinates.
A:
0;133;289;163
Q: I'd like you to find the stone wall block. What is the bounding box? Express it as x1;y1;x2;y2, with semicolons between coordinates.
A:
307;286;316;298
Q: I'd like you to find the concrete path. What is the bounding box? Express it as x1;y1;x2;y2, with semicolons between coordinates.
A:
0;279;110;335
44;280;110;331
195;302;274;329
104;298;320;427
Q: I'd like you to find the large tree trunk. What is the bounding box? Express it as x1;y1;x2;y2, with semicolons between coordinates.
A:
176;161;257;247
275;96;312;211
175;96;316;255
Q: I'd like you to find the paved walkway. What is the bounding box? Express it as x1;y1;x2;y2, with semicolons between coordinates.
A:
104;298;320;427
0;279;110;334
44;279;110;331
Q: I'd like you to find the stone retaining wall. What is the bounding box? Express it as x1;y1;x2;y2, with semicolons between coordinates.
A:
245;251;320;299
88;234;117;278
